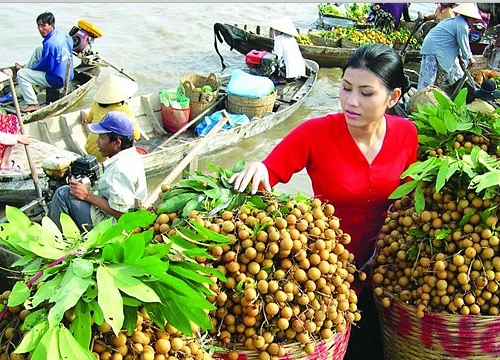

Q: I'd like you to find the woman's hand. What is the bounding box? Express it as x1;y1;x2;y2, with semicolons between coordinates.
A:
17;134;31;145
80;110;88;124
229;161;271;194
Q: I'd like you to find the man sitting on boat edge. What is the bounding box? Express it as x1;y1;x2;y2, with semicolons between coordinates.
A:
47;111;147;232
15;11;74;113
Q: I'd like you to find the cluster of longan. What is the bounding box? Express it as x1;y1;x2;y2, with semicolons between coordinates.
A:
193;198;362;360
373;184;499;318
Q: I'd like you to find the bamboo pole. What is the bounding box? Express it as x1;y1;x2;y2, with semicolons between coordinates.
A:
143;110;230;208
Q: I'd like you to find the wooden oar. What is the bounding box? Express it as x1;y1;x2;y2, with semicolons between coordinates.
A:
0;71;48;213
400;12;425;60
143;110;230;208
157;94;227;148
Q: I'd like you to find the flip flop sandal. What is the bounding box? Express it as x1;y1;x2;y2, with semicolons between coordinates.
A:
9;160;24;171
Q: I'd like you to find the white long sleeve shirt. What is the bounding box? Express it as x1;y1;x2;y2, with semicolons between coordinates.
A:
273;33;306;79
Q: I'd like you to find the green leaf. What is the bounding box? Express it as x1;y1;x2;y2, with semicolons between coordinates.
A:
182;198;203;218
157;192;197;214
58;325;95;360
433;89;451;109
31;325;60;360
249;195;266;210
11;254;35;268
117;209;156;233
21;309;47;332
232;160;246;173
469;171;500;195
88;300;104;325
60;213;81;244
14;321;48;354
32;275;63;307
105;266;161;303
435;228;451;240
71;258;94;278
414;183;426;214
96;266;124;335
453;87;467;108
408;228;426;238
5;205;32;229
8;281;30;307
69;300;92;349
388;180;418;199
48;264;91;328
168;263;214;286
123;233;145;264
123;305;138;334
435;160;449;193
442;110;457;132
459;211;475;228
428;115;447;135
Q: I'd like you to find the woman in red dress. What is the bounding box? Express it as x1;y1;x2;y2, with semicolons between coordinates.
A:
230;43;418;359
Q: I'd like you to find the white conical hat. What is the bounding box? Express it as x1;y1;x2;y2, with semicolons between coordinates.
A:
452;3;482;20
270;16;299;37
93;74;139;104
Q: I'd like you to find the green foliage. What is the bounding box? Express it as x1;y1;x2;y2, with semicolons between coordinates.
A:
410;88;498;156
390;88;500;213
0;205;229;359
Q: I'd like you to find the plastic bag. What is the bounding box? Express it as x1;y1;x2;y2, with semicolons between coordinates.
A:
194;110;249;136
226;70;275;98
159;85;190;109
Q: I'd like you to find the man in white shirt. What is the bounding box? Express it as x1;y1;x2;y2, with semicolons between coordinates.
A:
271;17;306;80
48;111;147;232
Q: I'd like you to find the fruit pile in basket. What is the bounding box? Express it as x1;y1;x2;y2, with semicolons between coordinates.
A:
155;162;363;359
372;88;500;317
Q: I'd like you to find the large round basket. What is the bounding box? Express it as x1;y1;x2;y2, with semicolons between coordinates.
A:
227;91;277;119
375;293;500;359
407;86;449;114
213;324;350;360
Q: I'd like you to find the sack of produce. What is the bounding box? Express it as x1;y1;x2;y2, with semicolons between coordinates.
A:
226;70;275;99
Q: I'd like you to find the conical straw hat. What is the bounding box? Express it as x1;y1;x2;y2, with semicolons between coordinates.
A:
94;74;139;104
452;3;482;20
270;16;299;37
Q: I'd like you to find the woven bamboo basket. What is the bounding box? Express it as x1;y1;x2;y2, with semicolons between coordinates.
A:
407;86;449;114
188;97;218;122
180;73;220;103
308;33;340;47
375;293;500;359
227;91;277;119
213;324;350;360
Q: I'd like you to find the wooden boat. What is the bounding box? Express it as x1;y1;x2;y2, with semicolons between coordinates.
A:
0;19;106;124
0;56;100;124
1;59;319;204
213;23;422;68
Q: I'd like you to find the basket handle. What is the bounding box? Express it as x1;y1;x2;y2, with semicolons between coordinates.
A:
182;80;195;91
176;84;186;97
207;73;218;83
159;90;170;106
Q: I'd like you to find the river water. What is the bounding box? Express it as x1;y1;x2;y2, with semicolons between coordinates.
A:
1;2;436;201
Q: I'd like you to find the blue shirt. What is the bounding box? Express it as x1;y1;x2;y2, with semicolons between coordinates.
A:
420;16;473;72
32;28;74;88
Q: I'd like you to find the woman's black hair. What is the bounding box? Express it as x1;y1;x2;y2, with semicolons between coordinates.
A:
36;12;55;26
107;133;134;150
342;43;411;95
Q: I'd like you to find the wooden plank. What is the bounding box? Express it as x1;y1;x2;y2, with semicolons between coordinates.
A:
291;74;316;102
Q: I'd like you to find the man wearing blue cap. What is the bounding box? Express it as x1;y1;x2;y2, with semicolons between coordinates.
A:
48;111;147;232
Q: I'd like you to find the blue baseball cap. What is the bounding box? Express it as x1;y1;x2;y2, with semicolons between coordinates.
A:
87;111;133;136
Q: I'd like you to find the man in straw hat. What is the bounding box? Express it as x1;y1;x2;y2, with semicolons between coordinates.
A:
48;111;147;232
270;16;306;80
418;3;481;90
81;73;140;162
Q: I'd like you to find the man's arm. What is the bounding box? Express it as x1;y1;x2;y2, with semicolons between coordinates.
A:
69;180;124;219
